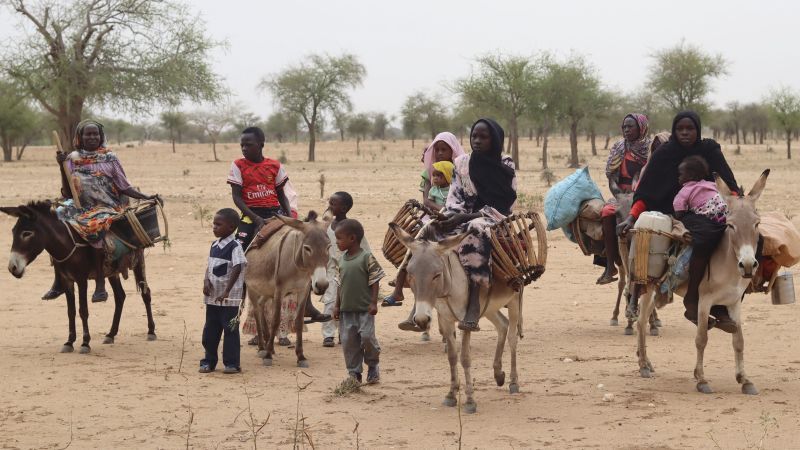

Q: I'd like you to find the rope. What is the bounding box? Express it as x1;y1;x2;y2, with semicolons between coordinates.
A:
53;221;89;263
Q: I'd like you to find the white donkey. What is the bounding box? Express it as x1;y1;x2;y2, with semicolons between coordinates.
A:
635;170;769;395
390;223;522;414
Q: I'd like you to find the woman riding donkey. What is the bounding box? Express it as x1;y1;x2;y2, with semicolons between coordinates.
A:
618;111;740;332
53;120;160;302
597;113;651;285
397;118;516;332
383;132;465;308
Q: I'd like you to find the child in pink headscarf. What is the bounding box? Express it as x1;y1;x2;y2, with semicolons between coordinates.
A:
383;132;466;308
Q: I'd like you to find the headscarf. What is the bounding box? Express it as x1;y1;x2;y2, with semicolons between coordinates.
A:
633;111;739;214
422;132;466;177
606;113;651;178
468;118;516;215
73;119;108;150
432;161;454;184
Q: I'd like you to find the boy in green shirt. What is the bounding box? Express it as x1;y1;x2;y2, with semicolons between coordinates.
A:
333;219;385;384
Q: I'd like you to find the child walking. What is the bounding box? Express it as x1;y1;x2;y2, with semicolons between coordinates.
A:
200;208;246;374
321;192;372;348
673;155;729;223
333;219;385;384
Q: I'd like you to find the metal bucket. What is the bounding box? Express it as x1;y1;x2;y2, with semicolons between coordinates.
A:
771;273;796;305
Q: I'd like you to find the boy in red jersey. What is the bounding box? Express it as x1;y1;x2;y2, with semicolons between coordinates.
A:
228;126;330;323
228;126;292;249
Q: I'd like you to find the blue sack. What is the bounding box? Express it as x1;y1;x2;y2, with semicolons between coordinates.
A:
543;167;603;231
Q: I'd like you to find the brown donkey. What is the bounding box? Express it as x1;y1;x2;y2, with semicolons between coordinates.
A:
635;170;769;395
1;201;156;354
245;213;329;368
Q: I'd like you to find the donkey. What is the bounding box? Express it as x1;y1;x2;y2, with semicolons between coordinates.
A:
245;213;329;368
1;201;155;354
390;223;522;414
609;188;661;336
635;170;769;395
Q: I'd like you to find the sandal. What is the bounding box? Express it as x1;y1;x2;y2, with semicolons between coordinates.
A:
596;270;619;285
278;337;292;346
381;295;403;307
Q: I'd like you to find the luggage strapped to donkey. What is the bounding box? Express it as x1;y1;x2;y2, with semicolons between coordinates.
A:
382;199;444;268
109;199;169;249
489;212;548;287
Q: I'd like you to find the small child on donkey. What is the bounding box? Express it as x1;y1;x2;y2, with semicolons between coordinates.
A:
200;208;246;374
320;192;372;348
673;155;729;223
427;160;455;208
333;219;385;384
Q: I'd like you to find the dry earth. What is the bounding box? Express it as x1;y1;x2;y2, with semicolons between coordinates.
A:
0;136;798;449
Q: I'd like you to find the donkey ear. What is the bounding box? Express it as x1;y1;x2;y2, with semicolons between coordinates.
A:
435;231;469;255
747;169;770;203
276;214;304;230
0;206;32;219
389;222;418;251
714;173;733;198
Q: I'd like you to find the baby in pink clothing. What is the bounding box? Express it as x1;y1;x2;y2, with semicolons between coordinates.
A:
673;155;729;223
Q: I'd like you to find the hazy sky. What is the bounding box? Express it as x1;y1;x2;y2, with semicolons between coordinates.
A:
3;0;799;122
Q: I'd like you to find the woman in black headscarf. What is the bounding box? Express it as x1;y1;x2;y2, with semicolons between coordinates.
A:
435;118;517;331
617;111;739;332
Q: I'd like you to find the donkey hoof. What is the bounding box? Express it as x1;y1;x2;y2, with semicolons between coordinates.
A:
420;332;431;342
79;345;91;354
443;396;457;407
103;336;114;344
495;371;506;386
297;360;309;368
60;344;74;353
609;319;619;326
262;358;273;367
146;333;157;341
639;368;652;378
509;383;520;394
742;382;759;395
649;327;660;336
696;382;713;394
463;401;477;414
257;350;267;358
654;319;662;327
624;327;634;336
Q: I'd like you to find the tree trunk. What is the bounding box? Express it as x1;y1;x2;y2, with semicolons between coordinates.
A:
528;127;533;140
170;129;176;153
308;120;317;162
1;135;11;162
735;127;740;145
339;128;345;141
212;139;218;161
542;131;549;170
590;131;597;156
356;137;361;155
787;130;793;160
569;120;579;168
604;134;610;150
510;116;520;169
536;132;541;147
16;143;28;160
411;137;415;149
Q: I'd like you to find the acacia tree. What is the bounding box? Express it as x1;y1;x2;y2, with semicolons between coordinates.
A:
160;110;188;153
767;87;800;159
546;56;605;168
0;0;222;149
192;108;232;161
261;53;365;161
332;108;350;141
371;112;390;140
347;113;371;154
455;55;540;168
647;41;727;114
0;80;42;161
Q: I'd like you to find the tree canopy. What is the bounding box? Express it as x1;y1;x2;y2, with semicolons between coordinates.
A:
767;86;800;159
0;0;223;148
261;53;365;161
647;41;727;114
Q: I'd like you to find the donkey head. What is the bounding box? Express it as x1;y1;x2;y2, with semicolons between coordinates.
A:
0;202;53;278
716;169;770;278
389;223;469;330
277;211;331;294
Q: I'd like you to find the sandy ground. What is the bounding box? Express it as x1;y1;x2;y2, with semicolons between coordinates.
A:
0;136;799;449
